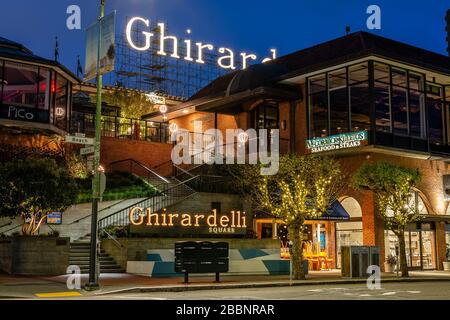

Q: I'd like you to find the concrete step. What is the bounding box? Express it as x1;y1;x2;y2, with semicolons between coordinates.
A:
70;258;113;263
69;241;124;273
71;242;91;247
80;269;125;274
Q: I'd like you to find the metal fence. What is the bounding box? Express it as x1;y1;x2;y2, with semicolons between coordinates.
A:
70;111;171;143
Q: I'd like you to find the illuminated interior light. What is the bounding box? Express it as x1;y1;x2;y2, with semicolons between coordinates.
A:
169;123;178;133
159;104;168;114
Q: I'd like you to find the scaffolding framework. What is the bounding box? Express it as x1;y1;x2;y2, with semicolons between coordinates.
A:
105;18;235;99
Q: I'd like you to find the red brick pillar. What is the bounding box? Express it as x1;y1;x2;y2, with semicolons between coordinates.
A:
326;221;337;269
436;222;446;271
360;190;385;270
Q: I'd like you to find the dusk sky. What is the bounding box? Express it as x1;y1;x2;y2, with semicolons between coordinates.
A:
1;0;449;74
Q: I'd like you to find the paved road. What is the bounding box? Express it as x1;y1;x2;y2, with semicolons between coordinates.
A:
80;281;449;300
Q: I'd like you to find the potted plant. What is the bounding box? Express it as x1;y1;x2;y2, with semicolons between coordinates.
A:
443;246;450;271
384;254;397;273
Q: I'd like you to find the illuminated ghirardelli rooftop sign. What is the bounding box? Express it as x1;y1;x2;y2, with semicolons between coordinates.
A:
126;17;277;70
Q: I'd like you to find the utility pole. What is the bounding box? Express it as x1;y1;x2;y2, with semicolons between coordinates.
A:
85;0;105;291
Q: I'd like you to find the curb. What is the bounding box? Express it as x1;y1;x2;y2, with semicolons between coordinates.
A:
93;277;450;296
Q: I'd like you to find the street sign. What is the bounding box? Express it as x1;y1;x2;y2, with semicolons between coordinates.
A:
65;135;95;145
86;155;94;171
80;146;95;156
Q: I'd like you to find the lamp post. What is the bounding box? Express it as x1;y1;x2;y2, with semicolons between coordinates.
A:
85;0;105;291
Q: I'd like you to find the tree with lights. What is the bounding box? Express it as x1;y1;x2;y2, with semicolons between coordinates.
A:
230;155;345;280
0;158;78;236
352;161;422;277
103;86;158;119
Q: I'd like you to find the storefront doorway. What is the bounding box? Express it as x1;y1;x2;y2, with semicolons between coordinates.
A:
384;223;437;270
335;197;363;268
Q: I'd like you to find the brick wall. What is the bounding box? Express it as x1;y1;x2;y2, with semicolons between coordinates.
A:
100;136;173;176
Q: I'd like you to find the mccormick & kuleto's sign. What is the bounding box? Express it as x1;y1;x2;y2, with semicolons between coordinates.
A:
129;208;247;235
306;130;368;154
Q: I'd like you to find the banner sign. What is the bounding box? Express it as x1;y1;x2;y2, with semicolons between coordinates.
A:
85;11;116;81
306;130;368;154
129;209;247;236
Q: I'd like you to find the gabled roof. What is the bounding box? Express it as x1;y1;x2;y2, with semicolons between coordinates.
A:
188;31;450;103
0;36;80;82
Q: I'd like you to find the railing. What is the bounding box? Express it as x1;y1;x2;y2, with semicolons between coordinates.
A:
0;223;21;235
0;222;12;229
69;198;132;225
97;175;199;231
109;158;171;192
101;228;125;250
70;111;171;144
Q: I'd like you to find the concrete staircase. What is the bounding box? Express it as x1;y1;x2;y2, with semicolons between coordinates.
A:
69;236;124;274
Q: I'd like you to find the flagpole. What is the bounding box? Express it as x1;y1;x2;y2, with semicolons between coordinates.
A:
85;0;105;291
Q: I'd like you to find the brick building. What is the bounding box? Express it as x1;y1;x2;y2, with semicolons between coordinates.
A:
2;30;450;273
151;31;450;271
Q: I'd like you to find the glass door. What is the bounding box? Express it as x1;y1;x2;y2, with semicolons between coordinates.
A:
408;231;422;269
421;231;436;270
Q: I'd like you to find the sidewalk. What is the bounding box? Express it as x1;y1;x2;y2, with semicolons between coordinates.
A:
2;270;450;299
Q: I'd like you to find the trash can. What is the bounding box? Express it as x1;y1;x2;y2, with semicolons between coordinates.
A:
341;246;379;278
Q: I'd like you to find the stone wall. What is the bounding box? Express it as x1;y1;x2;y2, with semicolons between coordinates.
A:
0;237;70;275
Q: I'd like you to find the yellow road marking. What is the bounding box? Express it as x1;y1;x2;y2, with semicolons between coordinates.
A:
35;291;82;298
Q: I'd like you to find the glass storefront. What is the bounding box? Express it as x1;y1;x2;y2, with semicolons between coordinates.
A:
0;59;71;130
255;219;336;270
307;60;448;148
445;224;450;261
336;222;363;268
384;223;437;270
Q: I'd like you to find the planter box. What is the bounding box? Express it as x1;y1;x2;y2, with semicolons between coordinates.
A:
443;261;450;272
0;236;70;275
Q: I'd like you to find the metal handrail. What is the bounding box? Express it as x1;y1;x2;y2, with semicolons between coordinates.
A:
0;223;21;235
97;174;200;230
101;229;125;250
69;198;131;225
0;221;12;229
109;158;170;185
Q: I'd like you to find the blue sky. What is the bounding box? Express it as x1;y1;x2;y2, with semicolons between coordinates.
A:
1;0;449;74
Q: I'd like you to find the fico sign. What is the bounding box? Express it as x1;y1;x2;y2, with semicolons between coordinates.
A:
126;17;277;70
8;106;34;120
0;105;49;123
